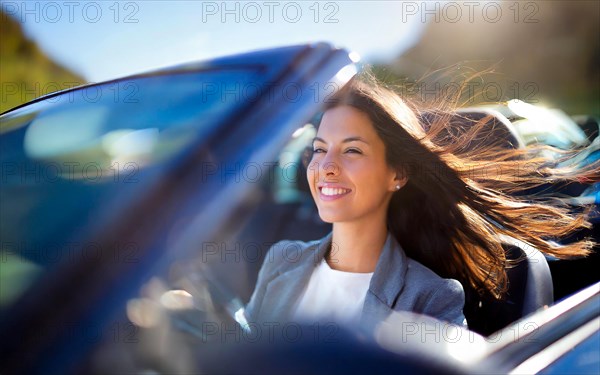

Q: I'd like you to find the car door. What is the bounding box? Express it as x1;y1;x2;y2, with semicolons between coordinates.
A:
0;43;357;374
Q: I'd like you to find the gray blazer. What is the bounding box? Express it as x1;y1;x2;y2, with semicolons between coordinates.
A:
245;232;466;329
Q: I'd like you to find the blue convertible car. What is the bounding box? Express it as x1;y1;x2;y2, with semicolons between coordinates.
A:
0;43;598;374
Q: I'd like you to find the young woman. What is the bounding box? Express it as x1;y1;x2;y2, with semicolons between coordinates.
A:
244;72;597;329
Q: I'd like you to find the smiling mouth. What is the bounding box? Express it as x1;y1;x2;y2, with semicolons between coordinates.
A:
320;187;351;197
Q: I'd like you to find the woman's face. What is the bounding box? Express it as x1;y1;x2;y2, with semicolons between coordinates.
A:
307;105;405;224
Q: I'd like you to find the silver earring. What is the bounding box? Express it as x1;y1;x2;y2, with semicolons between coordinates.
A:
395;185;401;190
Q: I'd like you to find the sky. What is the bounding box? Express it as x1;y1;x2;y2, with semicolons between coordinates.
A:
2;0;433;82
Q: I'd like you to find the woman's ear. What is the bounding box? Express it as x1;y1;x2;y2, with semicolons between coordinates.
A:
390;168;408;192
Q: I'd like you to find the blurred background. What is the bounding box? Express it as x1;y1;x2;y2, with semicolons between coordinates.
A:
1;0;598;115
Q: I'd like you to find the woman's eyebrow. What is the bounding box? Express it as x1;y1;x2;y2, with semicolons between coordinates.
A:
312;136;370;144
343;136;370;144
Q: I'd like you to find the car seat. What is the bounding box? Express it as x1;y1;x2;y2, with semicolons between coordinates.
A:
419;108;525;152
418;110;553;334
463;238;554;335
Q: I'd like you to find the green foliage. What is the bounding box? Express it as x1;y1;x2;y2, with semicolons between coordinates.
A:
0;10;86;113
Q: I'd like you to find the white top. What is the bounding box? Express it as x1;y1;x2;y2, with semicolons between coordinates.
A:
291;258;374;324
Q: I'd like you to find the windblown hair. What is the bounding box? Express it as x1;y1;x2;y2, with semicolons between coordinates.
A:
320;71;598;299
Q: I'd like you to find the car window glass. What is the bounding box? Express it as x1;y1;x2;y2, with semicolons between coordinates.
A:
0;68;262;311
84;113;332;374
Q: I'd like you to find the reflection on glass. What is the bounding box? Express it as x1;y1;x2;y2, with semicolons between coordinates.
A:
0;67;261;311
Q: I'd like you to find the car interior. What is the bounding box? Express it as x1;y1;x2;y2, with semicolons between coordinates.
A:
73;103;600;373
166;109;559;338
3;102;594;374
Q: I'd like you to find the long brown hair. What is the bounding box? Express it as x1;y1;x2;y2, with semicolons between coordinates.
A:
320;72;598;299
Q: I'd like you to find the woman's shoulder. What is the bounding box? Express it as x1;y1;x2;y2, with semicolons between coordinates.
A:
399;257;465;324
404;257;464;293
259;237;325;274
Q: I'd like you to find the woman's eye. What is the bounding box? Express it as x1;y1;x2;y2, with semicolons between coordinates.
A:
313;148;326;153
345;148;362;154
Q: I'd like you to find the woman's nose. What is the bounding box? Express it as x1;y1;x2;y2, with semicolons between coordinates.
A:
320;152;340;177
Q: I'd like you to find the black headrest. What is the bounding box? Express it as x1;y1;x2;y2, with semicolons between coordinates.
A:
419;109;525;152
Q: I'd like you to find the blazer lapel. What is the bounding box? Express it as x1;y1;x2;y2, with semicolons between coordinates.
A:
360;232;408;329
259;233;332;322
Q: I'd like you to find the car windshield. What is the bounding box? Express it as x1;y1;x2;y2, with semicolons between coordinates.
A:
0;67;262;311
